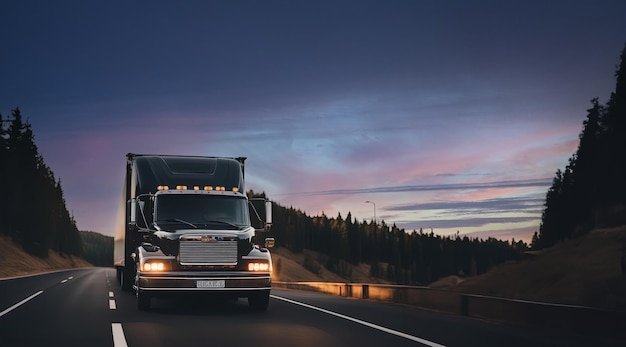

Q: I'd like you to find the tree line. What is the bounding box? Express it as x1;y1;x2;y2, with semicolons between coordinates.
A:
79;230;113;266
533;43;626;249
249;189;527;285
0;108;82;257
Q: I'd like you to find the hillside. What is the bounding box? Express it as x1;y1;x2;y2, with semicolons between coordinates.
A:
433;225;626;311
0;234;91;278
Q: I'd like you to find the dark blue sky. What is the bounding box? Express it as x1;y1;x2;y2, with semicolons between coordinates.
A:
2;1;626;241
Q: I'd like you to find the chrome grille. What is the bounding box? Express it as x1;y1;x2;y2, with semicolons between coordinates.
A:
179;236;238;265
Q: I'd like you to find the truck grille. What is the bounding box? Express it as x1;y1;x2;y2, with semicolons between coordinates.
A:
179;236;238;265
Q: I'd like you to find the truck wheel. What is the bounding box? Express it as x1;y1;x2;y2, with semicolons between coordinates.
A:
120;267;134;291
248;290;270;311
137;290;151;310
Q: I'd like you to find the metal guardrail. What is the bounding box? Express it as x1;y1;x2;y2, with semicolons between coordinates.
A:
272;281;626;339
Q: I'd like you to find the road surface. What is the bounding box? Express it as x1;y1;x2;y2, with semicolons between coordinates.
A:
0;268;620;346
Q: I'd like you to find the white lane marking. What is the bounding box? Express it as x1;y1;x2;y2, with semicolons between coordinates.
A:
111;323;128;347
271;295;447;347
109;291;114;298
0;291;44;318
68;276;73;280
109;299;117;310
61;279;68;284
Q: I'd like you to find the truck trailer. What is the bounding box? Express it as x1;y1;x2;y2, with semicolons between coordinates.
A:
113;153;274;311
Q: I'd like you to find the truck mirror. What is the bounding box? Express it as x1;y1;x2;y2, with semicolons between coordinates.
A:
249;198;273;232
128;198;137;226
264;200;272;231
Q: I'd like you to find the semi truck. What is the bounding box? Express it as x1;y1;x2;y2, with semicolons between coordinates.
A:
113;153;274;311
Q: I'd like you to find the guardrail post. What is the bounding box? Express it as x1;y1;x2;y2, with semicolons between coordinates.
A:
362;284;369;299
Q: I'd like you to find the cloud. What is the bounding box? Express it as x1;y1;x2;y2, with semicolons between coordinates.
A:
275;178;552;197
387;196;544;213
397;216;539;231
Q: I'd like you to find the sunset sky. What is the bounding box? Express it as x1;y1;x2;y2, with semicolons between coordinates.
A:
3;1;626;242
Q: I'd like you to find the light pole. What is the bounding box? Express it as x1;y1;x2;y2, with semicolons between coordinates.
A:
365;200;376;224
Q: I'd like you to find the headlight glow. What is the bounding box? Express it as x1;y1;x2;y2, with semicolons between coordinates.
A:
143;261;166;271
248;262;270;272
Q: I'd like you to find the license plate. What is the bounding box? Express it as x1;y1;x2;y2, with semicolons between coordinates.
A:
196;280;225;288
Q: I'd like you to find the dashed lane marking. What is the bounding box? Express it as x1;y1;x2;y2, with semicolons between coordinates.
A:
0;291;44;318
111;323;128;347
271;295;447;347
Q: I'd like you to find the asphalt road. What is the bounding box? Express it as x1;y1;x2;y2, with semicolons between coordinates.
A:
0;268;621;347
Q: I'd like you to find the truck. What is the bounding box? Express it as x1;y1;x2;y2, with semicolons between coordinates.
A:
113;153;274;311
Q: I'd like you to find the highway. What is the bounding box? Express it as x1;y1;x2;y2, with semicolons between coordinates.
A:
0;268;620;347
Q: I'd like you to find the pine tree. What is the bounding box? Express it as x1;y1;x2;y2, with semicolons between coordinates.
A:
570;98;604;230
0;112;7;233
537;43;626;247
2;108;82;256
600;43;626;206
6;108;49;254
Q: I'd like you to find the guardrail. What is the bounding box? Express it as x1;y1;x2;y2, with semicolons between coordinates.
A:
272;281;626;339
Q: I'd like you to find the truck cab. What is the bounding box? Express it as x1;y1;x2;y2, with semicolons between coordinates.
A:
114;154;274;311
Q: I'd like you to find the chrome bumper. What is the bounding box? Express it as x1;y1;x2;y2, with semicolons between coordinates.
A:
137;271;271;291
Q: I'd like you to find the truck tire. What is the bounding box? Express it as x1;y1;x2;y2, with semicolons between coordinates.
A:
120;267;134;291
248;290;270;311
137;290;151;310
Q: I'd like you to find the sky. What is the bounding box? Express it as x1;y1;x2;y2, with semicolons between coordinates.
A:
2;1;626;243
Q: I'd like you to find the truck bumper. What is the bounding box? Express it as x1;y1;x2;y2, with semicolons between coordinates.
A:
137;271;271;293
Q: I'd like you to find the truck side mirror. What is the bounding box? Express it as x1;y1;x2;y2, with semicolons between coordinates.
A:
128;198;137;228
264;200;272;231
250;198;272;232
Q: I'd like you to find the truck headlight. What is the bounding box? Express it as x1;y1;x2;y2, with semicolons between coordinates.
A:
248;262;271;272
142;261;166;271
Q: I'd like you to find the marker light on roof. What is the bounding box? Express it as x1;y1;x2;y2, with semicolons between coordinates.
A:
156;185;238;192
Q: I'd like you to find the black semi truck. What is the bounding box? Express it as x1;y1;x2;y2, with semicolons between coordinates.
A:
113;153;274;311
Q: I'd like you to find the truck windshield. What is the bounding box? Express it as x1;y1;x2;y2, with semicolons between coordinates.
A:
154;194;250;229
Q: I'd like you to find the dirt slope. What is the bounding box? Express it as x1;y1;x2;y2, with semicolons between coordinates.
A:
0;234;92;278
433;226;626;311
